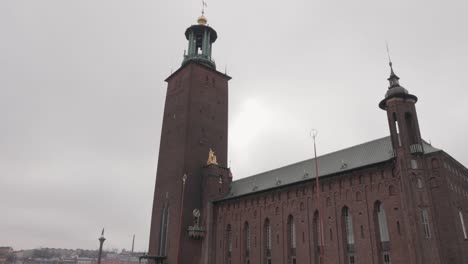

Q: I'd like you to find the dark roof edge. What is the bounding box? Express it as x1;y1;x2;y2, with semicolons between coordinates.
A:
436;150;468;171
213;159;394;203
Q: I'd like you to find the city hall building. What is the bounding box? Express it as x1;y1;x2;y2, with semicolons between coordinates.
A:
145;14;468;264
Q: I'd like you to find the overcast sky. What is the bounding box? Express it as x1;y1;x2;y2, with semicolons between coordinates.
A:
1;0;467;252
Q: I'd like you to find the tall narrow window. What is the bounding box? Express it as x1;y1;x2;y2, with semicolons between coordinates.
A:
264;219;272;264
405;112;418;145
227;224;232;264
158;206;169;256
393;113;402;147
459;210;467;240
376;201;391;264
342;207;355;264
420;208;431;238
377;202;390;242
343;207;355;245
287;215;296;263
245;222;250;262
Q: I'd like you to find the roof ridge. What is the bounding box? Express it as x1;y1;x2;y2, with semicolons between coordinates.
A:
233;135;391;183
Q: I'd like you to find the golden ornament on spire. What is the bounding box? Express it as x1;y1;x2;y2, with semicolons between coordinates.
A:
207;148;218;165
198;0;208;25
197;15;207;25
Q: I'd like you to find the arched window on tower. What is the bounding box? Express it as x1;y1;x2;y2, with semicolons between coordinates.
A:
287;215;297;264
342;207;355;263
244;222;250;264
158;206;169;256
375;201;391;264
226;224;232;264
405;112;418;145
264;219;272;264
393;112;402;147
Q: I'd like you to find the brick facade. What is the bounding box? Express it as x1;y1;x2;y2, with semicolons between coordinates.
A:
147;19;468;264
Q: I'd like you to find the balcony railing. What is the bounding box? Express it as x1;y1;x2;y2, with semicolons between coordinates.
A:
410;143;424;154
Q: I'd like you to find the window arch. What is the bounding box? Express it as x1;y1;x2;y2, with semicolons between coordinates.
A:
389;185;396;196
393;112;402;147
342;207;355;263
342;207;355;245
375;201;390;264
376;202;390;242
287;215;297;263
405;112;418;145
158;206;169;256
244;222;250;263
420;208;430;238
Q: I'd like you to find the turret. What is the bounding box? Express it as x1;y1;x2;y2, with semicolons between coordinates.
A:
379;62;424;155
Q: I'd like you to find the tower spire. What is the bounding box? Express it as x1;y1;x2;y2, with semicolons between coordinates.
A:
386;42;400;88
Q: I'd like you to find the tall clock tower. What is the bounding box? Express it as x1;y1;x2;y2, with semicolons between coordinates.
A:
147;14;232;264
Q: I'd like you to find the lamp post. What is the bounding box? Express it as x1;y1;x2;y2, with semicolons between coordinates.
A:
98;228;106;264
311;129;324;264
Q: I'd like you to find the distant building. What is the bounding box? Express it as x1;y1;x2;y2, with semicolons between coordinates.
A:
0;247;14;264
147;13;468;264
14;249;145;264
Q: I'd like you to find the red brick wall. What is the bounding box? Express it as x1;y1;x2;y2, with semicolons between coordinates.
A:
148;62;230;264
213;163;411;264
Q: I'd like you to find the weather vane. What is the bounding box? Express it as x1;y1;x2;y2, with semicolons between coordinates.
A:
201;0;207;15
386;41;392;66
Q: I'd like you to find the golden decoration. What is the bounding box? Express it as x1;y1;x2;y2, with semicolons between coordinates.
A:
197;15;207;25
207;148;218;165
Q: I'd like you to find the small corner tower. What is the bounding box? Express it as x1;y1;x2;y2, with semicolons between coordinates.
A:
379;62;423;156
147;13;231;264
379;61;442;264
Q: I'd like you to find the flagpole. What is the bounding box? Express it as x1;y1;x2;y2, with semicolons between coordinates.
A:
311;130;325;264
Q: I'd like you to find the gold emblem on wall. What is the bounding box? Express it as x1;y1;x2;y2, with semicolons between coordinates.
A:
207;148;218;165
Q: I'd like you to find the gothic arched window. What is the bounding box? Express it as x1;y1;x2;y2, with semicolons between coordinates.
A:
375;201;390;264
287;215;296;263
244;222;250;263
158;206;169;256
420;208;431;238
342;207;355;263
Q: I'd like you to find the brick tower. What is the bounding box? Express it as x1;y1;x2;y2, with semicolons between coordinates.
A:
379;62;442;264
147;14;232;264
